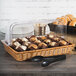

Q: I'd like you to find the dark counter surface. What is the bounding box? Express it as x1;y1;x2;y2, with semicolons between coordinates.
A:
0;32;76;76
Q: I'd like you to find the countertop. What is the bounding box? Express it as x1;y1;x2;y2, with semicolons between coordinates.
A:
0;32;76;76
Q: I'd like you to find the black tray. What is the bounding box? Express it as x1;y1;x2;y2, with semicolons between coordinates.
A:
67;26;76;34
48;23;76;34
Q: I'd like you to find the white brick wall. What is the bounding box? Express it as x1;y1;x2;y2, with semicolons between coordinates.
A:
0;0;76;33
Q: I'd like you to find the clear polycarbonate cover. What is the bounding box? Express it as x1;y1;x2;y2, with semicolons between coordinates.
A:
5;21;34;45
5;19;67;45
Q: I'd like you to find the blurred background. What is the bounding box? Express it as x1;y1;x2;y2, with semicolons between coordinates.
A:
0;0;76;33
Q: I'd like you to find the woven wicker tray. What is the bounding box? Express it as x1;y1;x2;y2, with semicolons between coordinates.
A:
1;40;75;61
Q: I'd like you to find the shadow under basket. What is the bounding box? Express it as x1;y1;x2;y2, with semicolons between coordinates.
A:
1;40;75;61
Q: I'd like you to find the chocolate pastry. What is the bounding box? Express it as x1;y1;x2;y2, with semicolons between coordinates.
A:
48;42;59;47
44;39;51;44
52;37;60;42
21;38;28;42
15;45;27;52
59;40;68;46
30;36;37;42
34;40;41;45
22;41;31;46
16;38;23;44
28;44;38;50
47;34;55;39
38;42;48;49
11;41;21;49
37;36;46;41
12;38;16;43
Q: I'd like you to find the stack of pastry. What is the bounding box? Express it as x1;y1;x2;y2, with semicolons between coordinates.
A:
10;34;69;52
52;14;76;27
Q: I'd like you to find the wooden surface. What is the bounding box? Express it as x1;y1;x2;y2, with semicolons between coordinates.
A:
0;32;76;76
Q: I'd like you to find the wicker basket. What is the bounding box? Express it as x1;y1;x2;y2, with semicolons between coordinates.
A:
1;40;75;61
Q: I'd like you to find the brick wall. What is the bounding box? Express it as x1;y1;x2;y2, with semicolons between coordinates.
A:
0;0;76;33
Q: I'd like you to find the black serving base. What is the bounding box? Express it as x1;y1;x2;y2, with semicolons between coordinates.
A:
48;23;76;34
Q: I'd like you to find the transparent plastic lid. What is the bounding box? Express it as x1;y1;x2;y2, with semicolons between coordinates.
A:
5;22;34;45
5;19;67;45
